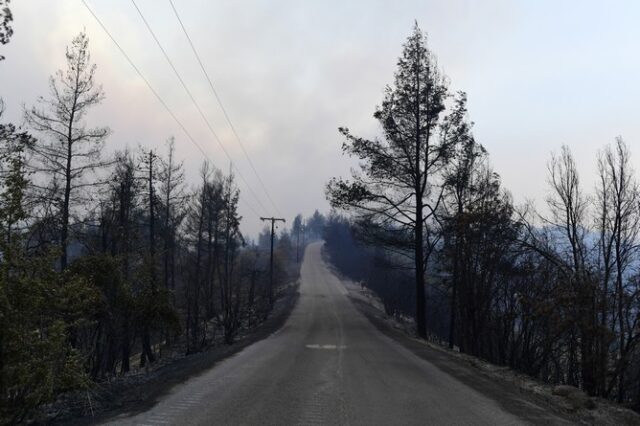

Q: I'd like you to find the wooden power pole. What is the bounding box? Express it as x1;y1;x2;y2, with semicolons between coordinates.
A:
261;216;286;306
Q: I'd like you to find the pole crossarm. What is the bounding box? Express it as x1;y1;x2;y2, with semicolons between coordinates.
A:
260;217;286;223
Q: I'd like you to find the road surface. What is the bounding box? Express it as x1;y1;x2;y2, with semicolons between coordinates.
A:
106;242;568;426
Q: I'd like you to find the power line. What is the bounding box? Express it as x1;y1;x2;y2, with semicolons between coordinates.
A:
130;0;272;216
168;0;283;218
80;0;262;219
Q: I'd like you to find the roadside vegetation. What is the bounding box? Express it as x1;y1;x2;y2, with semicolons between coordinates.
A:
326;23;640;412
0;16;325;424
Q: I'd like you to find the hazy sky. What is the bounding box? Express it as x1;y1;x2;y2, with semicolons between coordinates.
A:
1;1;639;237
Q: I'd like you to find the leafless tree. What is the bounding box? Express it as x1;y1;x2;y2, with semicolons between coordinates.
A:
158;137;186;291
25;31;109;269
596;137;640;400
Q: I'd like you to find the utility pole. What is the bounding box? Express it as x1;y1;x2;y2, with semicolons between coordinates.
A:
261;216;286;306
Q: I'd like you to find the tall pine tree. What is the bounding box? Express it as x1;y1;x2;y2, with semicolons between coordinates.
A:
327;23;451;338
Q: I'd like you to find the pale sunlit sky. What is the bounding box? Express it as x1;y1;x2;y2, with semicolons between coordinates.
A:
1;1;639;237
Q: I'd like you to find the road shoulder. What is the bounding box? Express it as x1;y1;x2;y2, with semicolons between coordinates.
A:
333;264;640;426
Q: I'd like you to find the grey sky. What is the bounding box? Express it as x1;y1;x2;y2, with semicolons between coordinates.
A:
1;1;639;237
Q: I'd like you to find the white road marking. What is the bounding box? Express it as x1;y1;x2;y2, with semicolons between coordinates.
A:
305;344;347;350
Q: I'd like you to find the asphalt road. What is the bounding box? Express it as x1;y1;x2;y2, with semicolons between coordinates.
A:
106;242;569;426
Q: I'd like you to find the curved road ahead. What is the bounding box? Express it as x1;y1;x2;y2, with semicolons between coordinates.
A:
107;242;568;426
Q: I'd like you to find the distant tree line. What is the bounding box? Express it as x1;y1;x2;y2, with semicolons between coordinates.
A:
0;32;299;423
326;23;640;411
